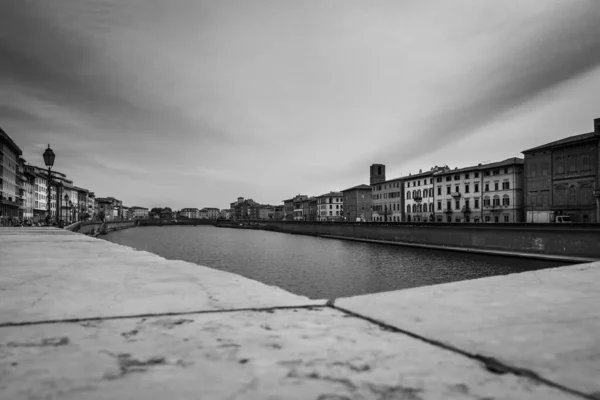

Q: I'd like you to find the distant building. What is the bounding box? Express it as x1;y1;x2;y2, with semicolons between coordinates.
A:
369;165;404;222
130;206;149;219
199;207;220;219
522;117;600;223
180;208;199;219
405;167;449;223
230;197;261;220
317;191;343;221
480;158;524;223
282;195;308;220
341;184;372;222
219;209;231;220
271;205;284;220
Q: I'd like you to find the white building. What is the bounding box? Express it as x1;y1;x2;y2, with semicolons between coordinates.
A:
130;206;149;219
480;158;525;223
199;207;220;219
317;191;344;221
404;167;449;222
180;208;199;219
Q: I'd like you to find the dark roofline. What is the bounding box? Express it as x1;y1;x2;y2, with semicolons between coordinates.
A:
522;131;599;153
341;184;371;192
0;127;23;156
317;191;343;198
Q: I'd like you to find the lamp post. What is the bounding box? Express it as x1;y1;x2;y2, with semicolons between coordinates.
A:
43;145;56;225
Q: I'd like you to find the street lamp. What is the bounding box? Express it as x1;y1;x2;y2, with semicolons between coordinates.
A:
43;145;56;224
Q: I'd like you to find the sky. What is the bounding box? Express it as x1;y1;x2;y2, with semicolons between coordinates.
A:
1;0;599;210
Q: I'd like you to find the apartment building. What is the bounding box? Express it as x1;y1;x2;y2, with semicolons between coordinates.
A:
0;126;22;221
434;165;483;223
130;206;149;219
283;194;308;220
370;164;404;222
404;166;450;222
341;184;372;222
180;208;200;219
317;191;343;221
199;207;220;219
522;117;600;223
480;158;525;223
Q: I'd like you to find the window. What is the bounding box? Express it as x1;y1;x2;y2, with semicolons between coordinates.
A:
556;157;564;174
455;217;461;223
582;188;593;204
429;203;434;212
542;191;549;205
530;164;537;177
504;168;508;174
437;187;442;196
412;204;417;213
446;186;451;195
484;171;491;176
474;172;479;178
447;216;451;222
502;182;510;190
446;176;451;182
474;199;479;209
582;154;590;170
465;184;470;193
407;192;411;199
493;195;500;206
465;199;470;209
493;169;500;175
418;180;420;186
529;192;537;206
484;183;489;192
430;178;433;184
406;205;411;213
454;175;460;181
455;200;460;210
568;186;577;204
474;183;479;193
494;216;499;223
455;185;460;193
568;155;577;172
483;196;490;207
465;173;470;179
502;195;510;206
437;201;442;210
437;177;442;182
542;163;549;176
446;201;451;210
494;182;499;191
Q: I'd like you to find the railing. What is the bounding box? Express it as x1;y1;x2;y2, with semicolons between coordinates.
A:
444;208;453;213
461;206;471;213
451;192;461;198
413;196;422;202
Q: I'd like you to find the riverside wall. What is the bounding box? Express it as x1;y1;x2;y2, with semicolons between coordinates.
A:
222;221;600;259
76;220;138;235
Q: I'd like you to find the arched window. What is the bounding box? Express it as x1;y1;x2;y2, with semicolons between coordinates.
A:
429;203;434;212
429;188;433;197
407;191;411;199
502;194;510;206
417;190;421;198
406;205;411;213
412;204;417;213
412;190;416;198
568;186;577;204
493;195;500;206
484;196;491;207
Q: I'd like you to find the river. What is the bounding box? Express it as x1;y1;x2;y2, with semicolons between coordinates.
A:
104;225;570;299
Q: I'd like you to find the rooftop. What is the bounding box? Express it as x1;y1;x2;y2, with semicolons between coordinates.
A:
522;131;600;153
341;184;371;192
317;191;343;198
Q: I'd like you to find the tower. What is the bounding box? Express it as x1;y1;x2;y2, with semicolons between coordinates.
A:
594;117;600;132
370;164;386;185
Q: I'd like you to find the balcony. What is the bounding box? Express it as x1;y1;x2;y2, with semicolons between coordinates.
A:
450;192;461;198
413;196;422;202
461;206;471;213
443;208;453;213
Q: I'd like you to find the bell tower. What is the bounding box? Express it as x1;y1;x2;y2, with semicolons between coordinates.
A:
370;164;386;185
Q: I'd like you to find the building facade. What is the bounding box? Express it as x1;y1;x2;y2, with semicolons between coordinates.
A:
480;158;524;223
317;192;343;221
130;206;149;219
230;197;261;220
341;184;372;222
282;195;308;220
522;118;600;223
180;208;199;219
0;127;23;222
404;166;450;223
199;207;220;219
369;165;404;222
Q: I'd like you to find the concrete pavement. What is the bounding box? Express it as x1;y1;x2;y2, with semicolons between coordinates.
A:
1;227;598;399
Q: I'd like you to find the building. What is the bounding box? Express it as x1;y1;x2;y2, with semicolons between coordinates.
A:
73;186;91;221
480;158;524;223
370;164;404;222
282;195;308;220
317;192;344;221
130;206;149;219
522;117;600;223
199;207;220;219
121;206;130;220
0;126;23;222
271;205;284;220
405;166;450;223
341;184;372;222
87;192;96;219
219;209;231;220
230;197;261;220
432;159;524;223
180;208;199;219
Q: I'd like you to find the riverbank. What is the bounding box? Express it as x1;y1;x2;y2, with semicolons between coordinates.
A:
1;227;598;399
216;220;600;262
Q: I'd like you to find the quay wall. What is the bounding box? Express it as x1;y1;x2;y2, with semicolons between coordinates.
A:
76;221;138;235
222;221;600;259
139;219;217;226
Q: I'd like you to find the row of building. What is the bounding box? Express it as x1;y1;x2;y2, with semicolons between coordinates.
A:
230;117;599;224
0;127;151;225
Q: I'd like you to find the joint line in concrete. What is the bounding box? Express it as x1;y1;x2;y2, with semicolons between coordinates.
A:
329;302;595;400
0;304;328;329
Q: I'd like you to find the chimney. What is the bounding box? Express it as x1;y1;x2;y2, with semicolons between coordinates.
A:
594;117;600;132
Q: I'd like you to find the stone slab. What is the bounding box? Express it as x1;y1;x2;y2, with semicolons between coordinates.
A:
0;308;579;400
0;229;323;324
336;262;600;397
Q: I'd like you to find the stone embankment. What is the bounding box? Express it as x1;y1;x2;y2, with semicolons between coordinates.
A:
67;220;138;236
0;227;599;399
217;221;600;262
